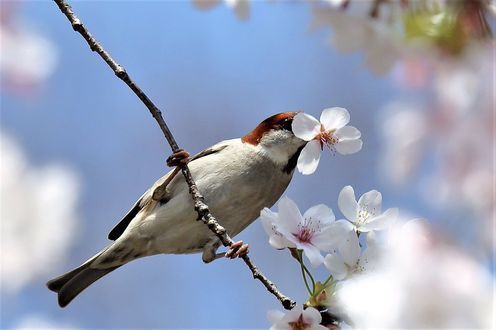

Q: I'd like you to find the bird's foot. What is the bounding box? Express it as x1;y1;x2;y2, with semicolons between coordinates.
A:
166;149;190;167
225;240;249;259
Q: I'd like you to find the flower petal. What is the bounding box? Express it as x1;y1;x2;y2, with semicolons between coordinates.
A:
282;304;304;323
276;197;303;235
269;235;296;249
311;222;346;252
359;208;398;232
261;208;278;235
267;310;285;325
335;218;355;233
338;186;358;222
297;140;321;175
320;107;350;129
301;243;324;267
338;230;360;267
302;306;323;325
324;252;348;280
310;324;331;330
260;208;296;249
357;190;382;216
292;113;321;141
357;246;380;274
365;230;381;249
335;138;363;155
303;204;335;225
335;125;361;140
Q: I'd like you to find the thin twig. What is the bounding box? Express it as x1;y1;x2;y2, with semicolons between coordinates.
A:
53;0;295;310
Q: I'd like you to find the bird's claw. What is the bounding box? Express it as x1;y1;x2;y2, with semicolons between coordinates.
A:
167;149;190;167
225;240;249;259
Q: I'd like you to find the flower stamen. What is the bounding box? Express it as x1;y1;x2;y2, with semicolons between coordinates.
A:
293;217;321;243
315;125;338;151
356;205;377;226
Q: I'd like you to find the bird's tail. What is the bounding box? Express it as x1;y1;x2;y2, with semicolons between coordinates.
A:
46;247;121;308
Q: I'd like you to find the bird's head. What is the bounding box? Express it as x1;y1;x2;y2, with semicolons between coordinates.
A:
242;112;307;172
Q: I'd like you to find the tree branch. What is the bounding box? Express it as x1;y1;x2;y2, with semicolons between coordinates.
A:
53;0;295;310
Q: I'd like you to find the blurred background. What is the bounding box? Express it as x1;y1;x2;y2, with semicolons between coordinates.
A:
0;0;494;328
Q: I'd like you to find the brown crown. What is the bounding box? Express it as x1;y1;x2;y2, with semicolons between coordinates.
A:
242;112;298;146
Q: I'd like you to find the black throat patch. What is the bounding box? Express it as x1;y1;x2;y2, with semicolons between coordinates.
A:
283;145;305;174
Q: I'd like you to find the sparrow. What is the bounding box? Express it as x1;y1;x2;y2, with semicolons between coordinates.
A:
47;112;307;307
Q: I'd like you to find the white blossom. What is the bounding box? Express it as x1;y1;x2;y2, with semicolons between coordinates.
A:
324;226;379;280
292;108;362;175
260;197;343;267
0;132;80;293
0;19;58;90
267;305;328;330
14;315;79;329
192;0;249;20
311;6;402;75
334;219;493;328
260;208;296;250
338;185;397;232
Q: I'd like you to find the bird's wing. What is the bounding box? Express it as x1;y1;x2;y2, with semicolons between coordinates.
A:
107;193;146;240
189;144;228;162
107;143;230;241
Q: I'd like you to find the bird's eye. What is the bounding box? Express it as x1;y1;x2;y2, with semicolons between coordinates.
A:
279;118;293;131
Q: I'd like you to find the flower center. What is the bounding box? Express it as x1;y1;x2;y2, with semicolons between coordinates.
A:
356;210;371;225
315;125;338;151
294;217;321;243
356;206;377;226
288;314;310;330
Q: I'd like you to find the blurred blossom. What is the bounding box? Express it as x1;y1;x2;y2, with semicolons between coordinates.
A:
0;6;58;92
311;0;493;75
267;305;327;330
392;56;432;88
379;44;494;252
379;102;428;184
322;0;347;8
312;6;402;75
192;0;249;20
14;315;79;329
0;132;80;293
490;0;496;15
335;220;494;328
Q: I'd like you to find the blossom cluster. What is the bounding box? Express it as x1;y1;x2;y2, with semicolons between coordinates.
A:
260;107;386;328
262;184;400;329
192;0;493;75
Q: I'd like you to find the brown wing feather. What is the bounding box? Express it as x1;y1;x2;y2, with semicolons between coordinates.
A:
108;197;143;240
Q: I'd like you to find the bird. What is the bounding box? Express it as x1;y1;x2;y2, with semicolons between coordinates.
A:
47;112;307;307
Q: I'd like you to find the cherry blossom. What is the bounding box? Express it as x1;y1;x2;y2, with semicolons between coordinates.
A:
260;208;296;250
324;226;379;280
260;197;343;267
338;186;397;232
334;220;493;328
1;132;80;293
292;108;362;175
192;0;249;20
267;305;328;330
311;6;402;76
0;16;58;92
